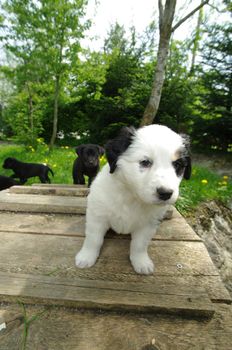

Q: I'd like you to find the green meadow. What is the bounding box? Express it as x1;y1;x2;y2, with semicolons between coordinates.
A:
0;141;231;215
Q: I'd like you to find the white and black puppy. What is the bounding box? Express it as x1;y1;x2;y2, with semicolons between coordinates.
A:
75;125;191;275
73;144;104;187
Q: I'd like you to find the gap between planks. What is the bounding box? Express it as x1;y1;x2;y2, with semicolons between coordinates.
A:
9;185;89;197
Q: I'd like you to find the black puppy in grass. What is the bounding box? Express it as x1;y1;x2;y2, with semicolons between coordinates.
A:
3;157;54;184
0;175;20;191
73;144;104;187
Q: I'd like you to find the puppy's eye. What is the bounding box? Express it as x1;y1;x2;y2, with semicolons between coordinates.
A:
173;158;185;176
139;159;153;168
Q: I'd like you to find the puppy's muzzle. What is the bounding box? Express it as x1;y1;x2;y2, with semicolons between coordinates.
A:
157;187;173;201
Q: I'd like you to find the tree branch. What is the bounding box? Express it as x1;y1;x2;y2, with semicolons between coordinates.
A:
158;0;164;31
171;0;209;32
208;3;225;13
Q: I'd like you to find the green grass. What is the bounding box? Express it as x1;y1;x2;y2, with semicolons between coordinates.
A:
17;300;47;350
0;142;231;214
176;166;232;215
0;141;76;185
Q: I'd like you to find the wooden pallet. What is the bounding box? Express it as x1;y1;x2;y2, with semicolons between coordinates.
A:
0;185;231;320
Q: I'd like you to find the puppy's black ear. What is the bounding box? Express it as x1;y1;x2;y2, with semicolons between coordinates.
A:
105;126;136;174
184;156;191;180
96;146;105;157
75;145;84;156
180;134;191;180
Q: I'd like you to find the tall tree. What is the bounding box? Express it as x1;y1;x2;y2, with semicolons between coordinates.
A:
140;0;209;126
1;1;46;144
36;0;89;148
1;0;89;148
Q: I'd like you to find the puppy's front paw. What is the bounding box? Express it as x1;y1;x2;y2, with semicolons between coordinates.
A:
130;254;154;275
75;249;98;268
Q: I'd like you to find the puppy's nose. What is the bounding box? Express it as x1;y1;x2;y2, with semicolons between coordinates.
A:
157;187;173;201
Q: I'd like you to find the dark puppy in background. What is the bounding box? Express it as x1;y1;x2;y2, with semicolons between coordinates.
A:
0;175;20;191
73;144;104;187
3;157;54;184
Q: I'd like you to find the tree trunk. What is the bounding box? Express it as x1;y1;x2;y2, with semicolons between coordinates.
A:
49;75;60;149
140;0;177;126
189;1;204;76
140;36;172;126
140;0;209;127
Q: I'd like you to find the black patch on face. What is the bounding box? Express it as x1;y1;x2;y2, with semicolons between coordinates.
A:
173;158;185;176
174;134;192;180
173;154;192;180
105;126;136;173
172;157;191;179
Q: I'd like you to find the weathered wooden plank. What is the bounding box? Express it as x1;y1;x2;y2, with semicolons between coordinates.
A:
0;211;200;241
0;272;214;317
0;184;230;348
0;231;230;305
0;226;228;302
0;271;209;297
31;183;87;188
0;192;87;214
157;216;201;241
172;207;183;219
201;275;232;304
0;232;217;277
1;304;232;350
0;228;230;302
0;212;85;236
9;185;89;197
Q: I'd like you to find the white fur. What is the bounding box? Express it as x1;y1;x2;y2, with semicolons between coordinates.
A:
75;125;186;274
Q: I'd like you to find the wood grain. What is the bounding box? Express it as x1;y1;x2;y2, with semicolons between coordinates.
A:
0;184;231;334
0;211;200;241
0;272;214;317
0;192;87;214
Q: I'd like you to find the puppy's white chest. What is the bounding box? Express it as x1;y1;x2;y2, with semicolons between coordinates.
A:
109;210;136;234
108;202;156;234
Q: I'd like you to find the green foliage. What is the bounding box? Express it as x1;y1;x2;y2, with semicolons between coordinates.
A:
157;40;193;131
49;22;156;144
0;0;90;147
4;89;44;146
69;23;156;143
176;166;232;215
190;22;232;151
0;4;231;152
